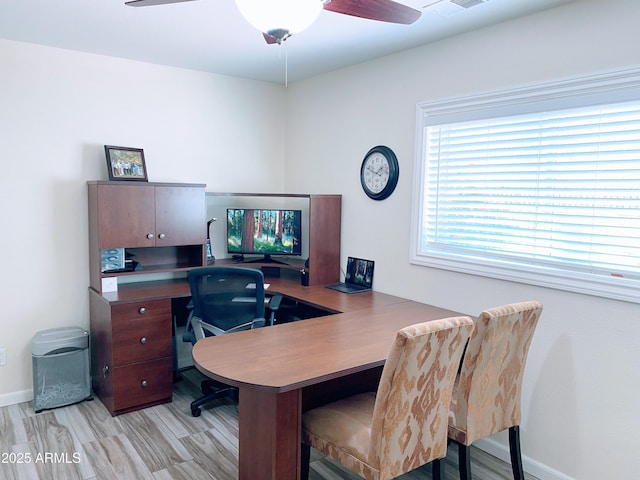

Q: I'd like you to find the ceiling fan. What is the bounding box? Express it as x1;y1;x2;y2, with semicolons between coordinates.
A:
125;0;422;44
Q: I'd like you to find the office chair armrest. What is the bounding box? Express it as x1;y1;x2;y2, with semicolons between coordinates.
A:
192;316;227;340
267;294;283;326
268;294;283;311
182;301;197;345
223;318;266;334
251;318;266;329
194;316;267;339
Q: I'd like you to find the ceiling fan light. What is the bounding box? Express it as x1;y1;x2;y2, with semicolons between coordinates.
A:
235;0;323;37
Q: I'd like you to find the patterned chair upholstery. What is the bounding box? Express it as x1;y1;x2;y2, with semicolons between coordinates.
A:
448;300;543;480
301;316;474;480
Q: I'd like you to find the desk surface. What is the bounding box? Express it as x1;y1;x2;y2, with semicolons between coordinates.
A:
192;278;466;392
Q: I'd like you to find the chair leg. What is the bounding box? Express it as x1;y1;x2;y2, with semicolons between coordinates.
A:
457;442;472;480
190;386;238;417
301;443;311;480
432;458;445;480
509;426;524;480
190;398;204;417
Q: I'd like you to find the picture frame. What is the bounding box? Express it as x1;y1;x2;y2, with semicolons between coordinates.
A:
104;145;148;181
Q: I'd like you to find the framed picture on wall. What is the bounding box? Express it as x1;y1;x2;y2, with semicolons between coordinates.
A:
104;145;148;181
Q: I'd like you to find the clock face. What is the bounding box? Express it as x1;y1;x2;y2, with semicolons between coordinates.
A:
360;146;399;200
362;152;390;194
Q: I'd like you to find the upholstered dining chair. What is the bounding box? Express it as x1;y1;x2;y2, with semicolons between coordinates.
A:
448;300;543;480
301;315;474;480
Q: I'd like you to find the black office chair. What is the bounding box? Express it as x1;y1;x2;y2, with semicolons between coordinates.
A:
184;266;281;417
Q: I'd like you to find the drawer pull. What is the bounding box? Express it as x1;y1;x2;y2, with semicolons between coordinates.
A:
139;307;146;314
158;233;166;240
140;337;147;344
102;365;109;378
141;380;148;388
147;233;154;239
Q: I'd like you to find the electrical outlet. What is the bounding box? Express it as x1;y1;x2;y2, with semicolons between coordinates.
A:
0;348;6;366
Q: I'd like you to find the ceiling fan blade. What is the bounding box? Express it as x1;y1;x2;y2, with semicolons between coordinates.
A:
263;33;278;44
324;0;421;25
125;0;197;6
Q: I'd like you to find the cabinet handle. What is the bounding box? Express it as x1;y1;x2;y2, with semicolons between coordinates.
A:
147;233;154;239
139;307;146;314
141;380;148;388
102;365;109;378
140;337;147;344
158;233;166;239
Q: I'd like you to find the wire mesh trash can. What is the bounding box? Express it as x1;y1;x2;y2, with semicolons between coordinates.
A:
32;326;92;413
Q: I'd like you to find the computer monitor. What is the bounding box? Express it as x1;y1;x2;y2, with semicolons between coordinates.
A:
226;208;302;263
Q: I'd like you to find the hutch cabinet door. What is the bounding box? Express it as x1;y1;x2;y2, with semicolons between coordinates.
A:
155;186;206;247
96;184;156;249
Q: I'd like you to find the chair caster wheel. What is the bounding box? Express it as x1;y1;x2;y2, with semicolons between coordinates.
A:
191;407;201;417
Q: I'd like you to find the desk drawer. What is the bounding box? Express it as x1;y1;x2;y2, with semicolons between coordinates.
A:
111;299;172;366
112;357;173;412
111;299;171;323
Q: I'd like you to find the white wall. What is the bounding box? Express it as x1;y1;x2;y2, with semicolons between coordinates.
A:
284;1;640;479
0;39;285;400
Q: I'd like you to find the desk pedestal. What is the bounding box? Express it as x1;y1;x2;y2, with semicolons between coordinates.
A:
239;388;302;480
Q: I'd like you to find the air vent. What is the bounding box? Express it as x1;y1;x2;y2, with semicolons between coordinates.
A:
421;0;487;17
450;0;485;8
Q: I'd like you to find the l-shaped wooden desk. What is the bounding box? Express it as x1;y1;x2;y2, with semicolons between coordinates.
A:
192;274;469;480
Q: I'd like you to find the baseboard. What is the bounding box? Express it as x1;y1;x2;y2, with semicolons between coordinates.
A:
0;389;33;408
475;438;575;480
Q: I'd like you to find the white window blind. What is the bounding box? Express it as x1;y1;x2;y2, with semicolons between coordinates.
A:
411;68;640;303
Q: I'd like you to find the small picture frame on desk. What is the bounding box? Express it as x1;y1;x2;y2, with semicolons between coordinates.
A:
104;145;148;181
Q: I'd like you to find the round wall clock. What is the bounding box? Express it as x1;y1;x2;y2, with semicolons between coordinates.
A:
360;145;399;200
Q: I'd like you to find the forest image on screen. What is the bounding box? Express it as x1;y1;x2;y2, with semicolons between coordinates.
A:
227;209;302;257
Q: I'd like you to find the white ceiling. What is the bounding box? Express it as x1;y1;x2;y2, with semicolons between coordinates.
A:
0;0;572;84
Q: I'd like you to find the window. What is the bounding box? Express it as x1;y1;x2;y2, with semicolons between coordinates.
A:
411;68;640;303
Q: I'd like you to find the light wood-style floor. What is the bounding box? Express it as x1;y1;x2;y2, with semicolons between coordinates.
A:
0;369;539;480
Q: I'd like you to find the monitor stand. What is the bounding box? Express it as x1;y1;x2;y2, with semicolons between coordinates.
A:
243;254;288;265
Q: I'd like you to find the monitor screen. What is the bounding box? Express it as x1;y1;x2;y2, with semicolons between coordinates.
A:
227;208;302;258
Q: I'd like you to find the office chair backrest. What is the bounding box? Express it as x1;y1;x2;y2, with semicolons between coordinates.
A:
188;266;265;337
